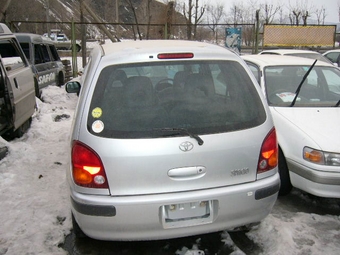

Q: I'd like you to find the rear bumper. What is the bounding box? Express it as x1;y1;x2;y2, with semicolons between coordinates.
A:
70;173;280;241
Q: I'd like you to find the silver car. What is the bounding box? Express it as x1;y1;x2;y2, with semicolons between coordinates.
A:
65;40;280;241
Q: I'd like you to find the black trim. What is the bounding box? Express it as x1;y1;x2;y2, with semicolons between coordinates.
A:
71;196;116;217
255;182;280;200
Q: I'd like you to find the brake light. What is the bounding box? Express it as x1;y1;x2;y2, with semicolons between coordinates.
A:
157;53;194;59
257;128;278;173
71;141;109;189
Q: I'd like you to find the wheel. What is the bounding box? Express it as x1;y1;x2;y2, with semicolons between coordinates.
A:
34;79;42;99
278;148;292;196
2;117;32;141
75;45;81;52
72;212;87;238
57;72;65;87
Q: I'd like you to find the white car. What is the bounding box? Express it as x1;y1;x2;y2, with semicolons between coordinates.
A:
259;49;334;65
323;49;340;66
242;54;340;198
64;40;280;241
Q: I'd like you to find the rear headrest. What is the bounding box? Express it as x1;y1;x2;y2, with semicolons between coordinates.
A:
173;71;189;88
184;73;214;96
125;76;154;107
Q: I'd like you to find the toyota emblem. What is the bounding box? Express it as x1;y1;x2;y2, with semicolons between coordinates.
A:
179;141;194;152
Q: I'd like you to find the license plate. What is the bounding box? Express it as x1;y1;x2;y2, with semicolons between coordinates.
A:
160;200;214;229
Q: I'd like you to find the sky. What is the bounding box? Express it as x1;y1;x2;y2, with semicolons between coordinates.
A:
0;58;340;254
204;0;339;23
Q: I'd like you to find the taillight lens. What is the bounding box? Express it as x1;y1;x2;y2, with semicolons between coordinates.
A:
71;141;109;189
257;128;278;173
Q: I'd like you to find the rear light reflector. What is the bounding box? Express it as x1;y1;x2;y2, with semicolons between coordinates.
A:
257;128;278;174
157;53;194;59
71;141;109;189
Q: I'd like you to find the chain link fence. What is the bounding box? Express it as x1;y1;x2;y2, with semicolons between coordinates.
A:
8;21;338;74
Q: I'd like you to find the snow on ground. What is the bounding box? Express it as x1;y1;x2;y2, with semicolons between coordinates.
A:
0;85;340;254
0;86;77;255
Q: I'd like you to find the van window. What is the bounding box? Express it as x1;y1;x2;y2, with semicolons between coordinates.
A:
34;44;52;64
34;44;45;64
0;39;26;71
48;45;60;61
87;60;266;138
19;42;30;60
41;45;51;62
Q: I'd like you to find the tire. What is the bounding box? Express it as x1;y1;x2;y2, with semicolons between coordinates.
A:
2;117;32;141
278;148;293;196
75;44;81;52
72;212;87;238
57;72;65;87
34;79;42;99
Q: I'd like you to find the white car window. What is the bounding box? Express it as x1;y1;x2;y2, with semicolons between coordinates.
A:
264;66;340;106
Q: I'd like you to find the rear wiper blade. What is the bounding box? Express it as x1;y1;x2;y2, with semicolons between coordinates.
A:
155;128;204;146
290;59;318;107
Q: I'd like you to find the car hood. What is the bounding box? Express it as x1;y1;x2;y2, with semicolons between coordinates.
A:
271;107;340;152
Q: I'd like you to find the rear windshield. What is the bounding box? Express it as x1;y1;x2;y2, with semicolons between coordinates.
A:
87;60;266;138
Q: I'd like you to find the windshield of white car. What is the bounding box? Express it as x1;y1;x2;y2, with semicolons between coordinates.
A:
87;60;266;139
286;53;333;64
264;65;340;107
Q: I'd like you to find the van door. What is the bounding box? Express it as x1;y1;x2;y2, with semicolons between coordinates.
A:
0;38;35;131
34;43;56;89
0;57;12;133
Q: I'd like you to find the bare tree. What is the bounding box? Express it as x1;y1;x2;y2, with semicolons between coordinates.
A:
146;0;152;39
261;1;283;24
227;3;244;24
125;0;142;40
315;6;327;25
206;2;225;43
181;0;205;40
288;0;315;26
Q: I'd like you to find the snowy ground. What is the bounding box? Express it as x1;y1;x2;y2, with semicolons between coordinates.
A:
1;85;340;255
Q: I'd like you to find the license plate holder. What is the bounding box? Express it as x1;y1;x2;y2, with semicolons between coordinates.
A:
160;200;214;229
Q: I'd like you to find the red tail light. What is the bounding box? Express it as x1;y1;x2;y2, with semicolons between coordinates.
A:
257;128;278;174
71;141;109;189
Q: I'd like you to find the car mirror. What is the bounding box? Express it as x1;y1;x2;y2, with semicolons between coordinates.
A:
65;81;81;94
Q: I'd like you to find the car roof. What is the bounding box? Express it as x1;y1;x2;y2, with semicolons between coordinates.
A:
15;33;54;44
323;49;340;54
100;40;238;60
259;49;321;55
242;54;334;67
0;23;14;36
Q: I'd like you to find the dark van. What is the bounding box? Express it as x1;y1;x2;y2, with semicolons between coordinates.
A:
15;33;65;97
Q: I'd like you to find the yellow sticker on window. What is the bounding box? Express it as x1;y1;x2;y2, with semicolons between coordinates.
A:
92;107;102;118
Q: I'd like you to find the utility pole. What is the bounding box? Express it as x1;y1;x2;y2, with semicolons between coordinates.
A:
80;0;87;68
46;0;50;37
116;0;119;38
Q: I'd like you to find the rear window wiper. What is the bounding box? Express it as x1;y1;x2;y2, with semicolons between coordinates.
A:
290;59;317;107
155;128;204;146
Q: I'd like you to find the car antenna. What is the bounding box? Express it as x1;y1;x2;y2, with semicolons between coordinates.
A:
290;59;317;107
